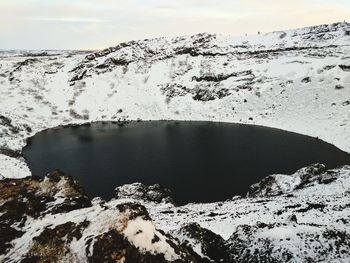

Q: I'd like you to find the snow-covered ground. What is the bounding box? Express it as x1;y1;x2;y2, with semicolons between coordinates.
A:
1;164;350;262
1;21;350;262
0;22;350;179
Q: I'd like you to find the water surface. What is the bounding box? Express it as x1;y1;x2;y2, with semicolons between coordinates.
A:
23;121;350;204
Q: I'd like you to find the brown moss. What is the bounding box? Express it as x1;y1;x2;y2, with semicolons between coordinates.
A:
88;230;195;263
0;171;91;225
25;221;90;263
0;177;40;202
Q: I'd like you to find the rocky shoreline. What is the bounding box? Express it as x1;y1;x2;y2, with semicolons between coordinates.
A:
1;22;350;179
1;165;350;262
1;22;350;262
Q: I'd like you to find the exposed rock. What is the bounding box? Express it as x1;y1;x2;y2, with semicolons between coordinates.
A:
335;84;345;90
1;21;350;262
323;65;336;70
192;88;230;101
160;83;189;102
96;57;131;68
0;148;22;158
176;223;232;263
226;221;350;263
70;69;87;82
295;202;326;213
0;172;197;262
0;170;91;256
115;183;174;204
338;65;350;71
68;23;349;84
342;100;350;106
69;109;90;120
88;229;195;263
0;165;349;262
301;77;311;83
0;170;91;224
21;52;60;57
0;115;20;135
247;163;329;197
279;32;287;39
24;221;90;262
14;58;39;71
192;70;253;83
0;223;23;255
151;165;350;263
160;82;232;102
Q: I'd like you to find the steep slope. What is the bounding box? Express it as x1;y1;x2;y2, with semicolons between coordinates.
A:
0;21;350;262
147;164;350;262
0;171;197;262
0;22;350;179
1;165;349;262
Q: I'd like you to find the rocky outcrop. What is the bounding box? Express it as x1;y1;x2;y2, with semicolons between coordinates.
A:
0;115;20;136
24;221;90;262
0;170;91;255
1;21;350;262
1;22;350;180
68;22;350;86
0;171;196;262
247;163;331;197
160;164;350;263
1;165;350;262
115;182;174;204
175;223;232;263
0;170;91;222
226;221;350;263
174;209;350;263
338;64;350;71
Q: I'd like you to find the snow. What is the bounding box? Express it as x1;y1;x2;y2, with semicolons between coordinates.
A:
0;22;350;261
1;23;349;180
0;155;31;179
2;197;182;262
134;166;350;240
248;173;302;197
123;216;179;261
258;226;297;240
1;165;350;262
85;165;350;262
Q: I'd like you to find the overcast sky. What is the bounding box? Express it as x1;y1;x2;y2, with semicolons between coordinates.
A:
1;0;349;50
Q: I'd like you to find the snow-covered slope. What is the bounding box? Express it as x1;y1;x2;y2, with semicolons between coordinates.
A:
0;22;350;178
1;165;350;262
1;22;350;262
0;171;196;262
148;164;350;262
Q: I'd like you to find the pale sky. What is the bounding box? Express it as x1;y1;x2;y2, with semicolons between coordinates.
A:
0;0;349;50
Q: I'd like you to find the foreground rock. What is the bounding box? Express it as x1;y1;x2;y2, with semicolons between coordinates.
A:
144;164;350;263
115;182;174;204
247;163;329;197
0;171;196;262
1;164;350;262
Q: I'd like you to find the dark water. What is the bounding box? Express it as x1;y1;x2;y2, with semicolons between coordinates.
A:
23;121;350;204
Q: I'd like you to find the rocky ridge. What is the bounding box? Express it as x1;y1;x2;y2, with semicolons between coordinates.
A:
0;22;350;179
1;22;350;262
0;164;350;262
0;171;196;262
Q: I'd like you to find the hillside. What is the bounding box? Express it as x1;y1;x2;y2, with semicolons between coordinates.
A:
0;22;350;262
0;22;349;178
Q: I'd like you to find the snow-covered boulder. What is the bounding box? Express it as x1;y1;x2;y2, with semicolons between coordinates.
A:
0;171;196;262
247;163;328;197
115;182;174;204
